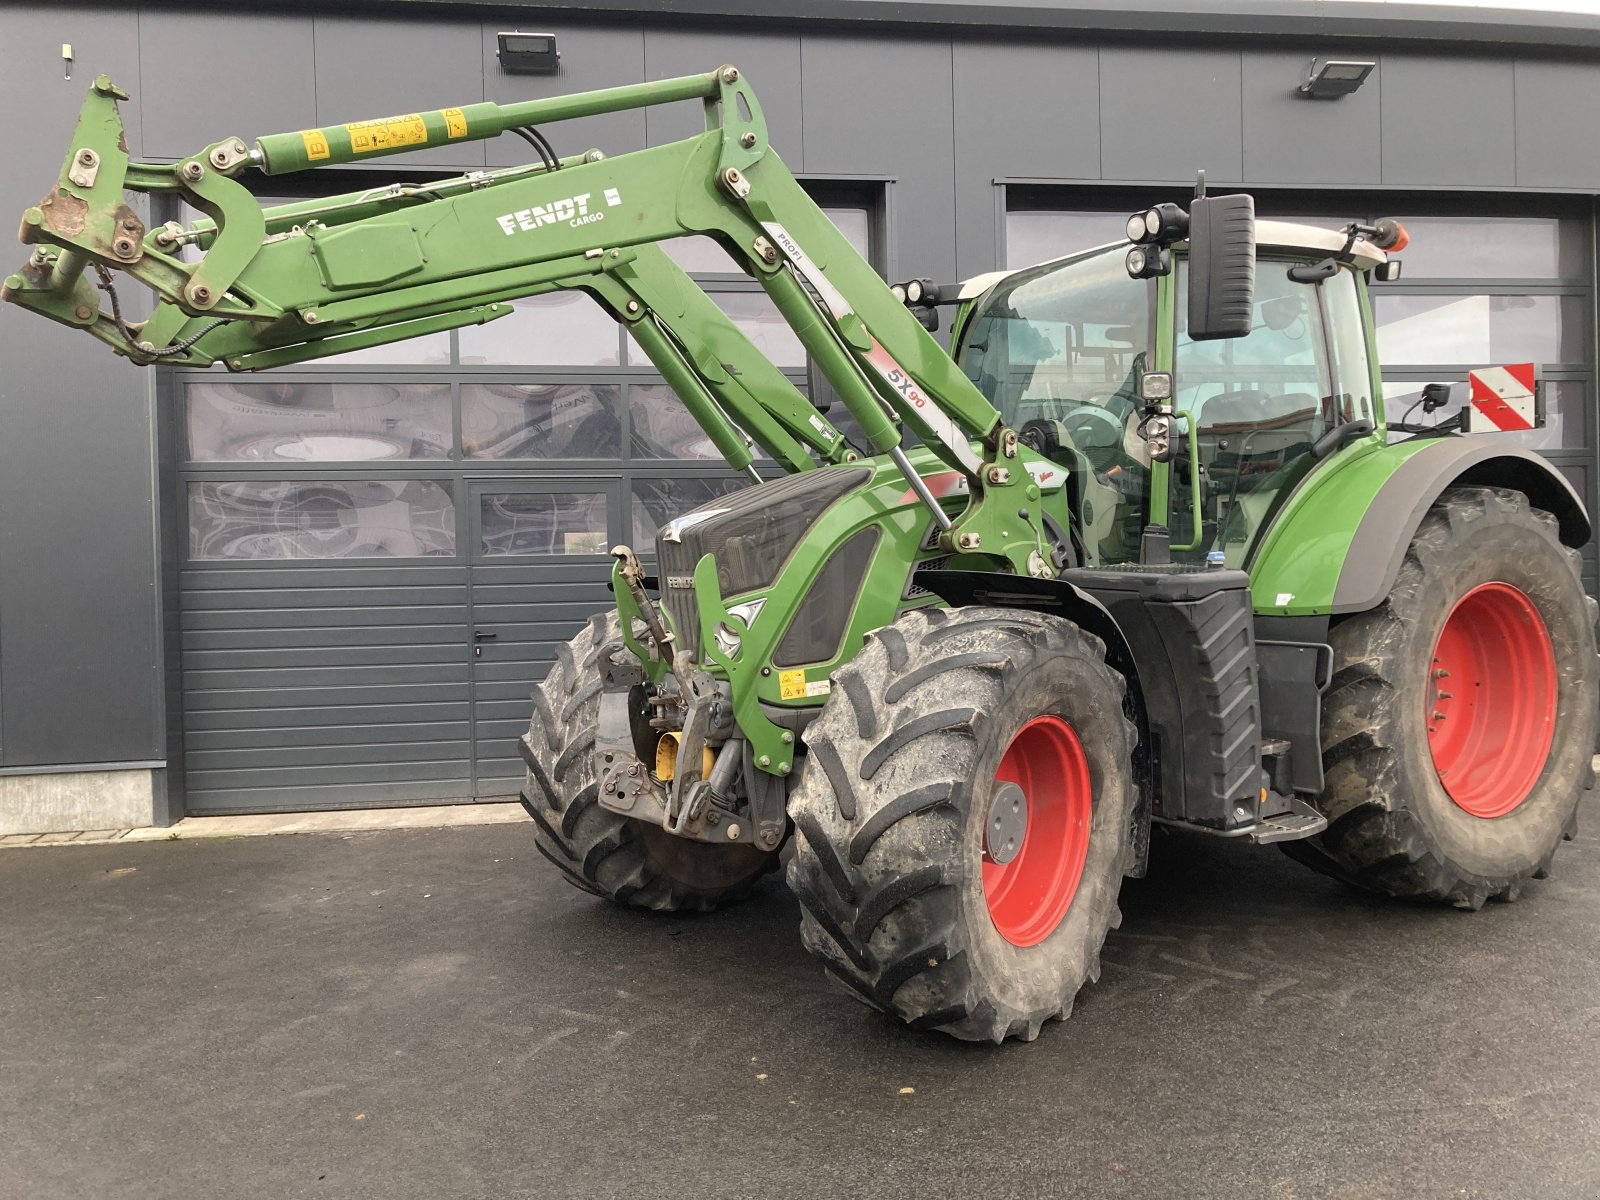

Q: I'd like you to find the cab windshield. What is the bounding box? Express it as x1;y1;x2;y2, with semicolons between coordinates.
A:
958;246;1155;563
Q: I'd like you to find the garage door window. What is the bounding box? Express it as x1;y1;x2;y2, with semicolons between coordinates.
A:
186;381;453;462
1371;213;1591;451
479;491;609;556
188;479;456;560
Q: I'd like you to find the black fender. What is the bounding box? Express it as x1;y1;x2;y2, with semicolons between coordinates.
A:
1333;441;1590;614
917;570;1153;876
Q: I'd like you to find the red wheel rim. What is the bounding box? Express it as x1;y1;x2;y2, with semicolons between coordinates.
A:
1426;582;1557;818
982;716;1092;947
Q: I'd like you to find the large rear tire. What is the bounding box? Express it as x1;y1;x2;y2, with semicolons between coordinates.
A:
1297;486;1599;908
786;607;1138;1042
520;612;776;911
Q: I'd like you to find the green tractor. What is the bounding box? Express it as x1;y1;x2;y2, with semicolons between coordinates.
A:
9;69;1597;1043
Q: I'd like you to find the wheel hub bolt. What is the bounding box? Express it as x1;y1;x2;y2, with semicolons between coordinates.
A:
984;780;1027;865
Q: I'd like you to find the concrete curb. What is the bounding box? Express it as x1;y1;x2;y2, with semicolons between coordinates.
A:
0;802;528;848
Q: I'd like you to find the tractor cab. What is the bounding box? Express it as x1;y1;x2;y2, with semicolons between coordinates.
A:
955;217;1396;568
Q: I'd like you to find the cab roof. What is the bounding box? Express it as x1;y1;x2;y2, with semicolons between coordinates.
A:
957;219;1391;300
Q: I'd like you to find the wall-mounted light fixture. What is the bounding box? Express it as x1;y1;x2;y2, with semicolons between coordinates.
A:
498;31;561;75
1298;58;1375;99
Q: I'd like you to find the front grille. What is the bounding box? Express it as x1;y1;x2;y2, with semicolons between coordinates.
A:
654;466;871;659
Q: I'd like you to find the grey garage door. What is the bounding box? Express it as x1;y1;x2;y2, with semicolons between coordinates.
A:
172;371;751;814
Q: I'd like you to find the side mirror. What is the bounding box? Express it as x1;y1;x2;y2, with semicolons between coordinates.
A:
1187;193;1256;341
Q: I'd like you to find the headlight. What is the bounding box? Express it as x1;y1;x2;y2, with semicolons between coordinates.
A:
713;597;766;659
1126;245;1171;279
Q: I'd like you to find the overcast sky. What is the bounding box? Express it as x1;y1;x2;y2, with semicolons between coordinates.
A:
1320;0;1600;10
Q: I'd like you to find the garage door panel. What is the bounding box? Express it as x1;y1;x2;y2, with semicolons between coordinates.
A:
186;721;471;751
184;778;477;814
187;681;471;710
182;584;468;610
181;565;465;590
184;625;464;652
185;701;469;732
184;604;469;631
188;757;474;791
184;663;469;691
473;761;524;790
469;577;618;601
473;716;531;742
183;642;466;670
187;739;471;772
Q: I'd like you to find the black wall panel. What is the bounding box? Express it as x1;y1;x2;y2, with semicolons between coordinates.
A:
1241;48;1383;186
1099;48;1243;184
951;41;1100;279
138;10;317;162
1379;55;1515;187
0;5;162;767
1514;60;1600;191
800;35;955;281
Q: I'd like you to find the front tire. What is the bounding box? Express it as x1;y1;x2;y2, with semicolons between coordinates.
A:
786;607;1138;1042
520;612;776;911
1300;486;1599;908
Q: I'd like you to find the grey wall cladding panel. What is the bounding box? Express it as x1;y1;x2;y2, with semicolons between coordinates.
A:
643;30;803;167
179;563;472;812
952;42;1099;277
801;35;957;280
1099;48;1242;183
484;22;645;168
313;15;486;169
0;5;162;767
1380;55;1514;187
1241;49;1382;185
1514;60;1600;190
138;11;316;160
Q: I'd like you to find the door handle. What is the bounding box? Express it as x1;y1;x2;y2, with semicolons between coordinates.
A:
473;631;498;641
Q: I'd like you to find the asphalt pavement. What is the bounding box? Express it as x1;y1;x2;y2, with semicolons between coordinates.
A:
3;804;1599;1200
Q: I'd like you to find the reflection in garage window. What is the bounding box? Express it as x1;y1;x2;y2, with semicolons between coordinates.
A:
712;291;807;369
188;480;456;560
185;381;453;461
1005;211;1125;270
1382;380;1587;451
480;492;609;556
1374;294;1585;367
630;385;723;460
1383;216;1585;281
458;292;621;366
461;383;621;459
631;477;748;545
323;330;453;366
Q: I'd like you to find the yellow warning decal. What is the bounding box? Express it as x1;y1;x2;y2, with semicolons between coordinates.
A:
300;129;331;161
778;669;831;701
344;113;429;155
443;107;467;139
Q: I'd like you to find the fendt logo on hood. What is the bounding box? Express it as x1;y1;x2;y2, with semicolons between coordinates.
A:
496;187;623;235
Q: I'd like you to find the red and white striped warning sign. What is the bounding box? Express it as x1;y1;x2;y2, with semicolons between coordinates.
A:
1468;363;1537;431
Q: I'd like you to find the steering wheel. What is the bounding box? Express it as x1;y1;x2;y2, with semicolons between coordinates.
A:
1061;405;1125;452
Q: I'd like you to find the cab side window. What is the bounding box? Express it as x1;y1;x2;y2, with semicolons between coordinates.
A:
1171;259;1345;564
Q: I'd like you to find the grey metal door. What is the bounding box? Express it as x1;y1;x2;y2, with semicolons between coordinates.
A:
466;478;621;798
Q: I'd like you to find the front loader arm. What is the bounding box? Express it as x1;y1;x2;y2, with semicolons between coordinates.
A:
5;66;1054;574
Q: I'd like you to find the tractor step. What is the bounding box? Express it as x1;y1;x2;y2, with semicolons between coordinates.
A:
1154;793;1328;845
1241;795;1329;845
